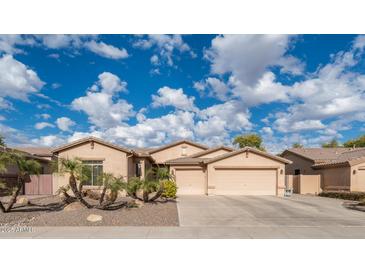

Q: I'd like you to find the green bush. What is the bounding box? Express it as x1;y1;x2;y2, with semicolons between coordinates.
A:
319;191;365;201
162;180;177;199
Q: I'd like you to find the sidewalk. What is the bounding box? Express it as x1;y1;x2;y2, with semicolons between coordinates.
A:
2;225;365;239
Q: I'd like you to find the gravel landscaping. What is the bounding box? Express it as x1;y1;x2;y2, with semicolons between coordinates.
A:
0;195;179;226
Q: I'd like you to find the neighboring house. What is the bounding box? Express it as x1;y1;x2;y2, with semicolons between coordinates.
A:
282;148;365;192
0;145;52;196
14;136;292;196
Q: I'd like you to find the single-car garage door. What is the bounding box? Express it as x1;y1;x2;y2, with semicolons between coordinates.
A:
214;168;277;195
175;168;205;195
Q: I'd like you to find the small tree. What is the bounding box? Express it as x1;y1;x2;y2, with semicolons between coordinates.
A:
233;134;265;151
292;143;303;148
343;135;365;148
0;151;41;213
0;135;5;147
322;139;340;148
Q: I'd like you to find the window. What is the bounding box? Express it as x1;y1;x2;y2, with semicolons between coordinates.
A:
181;146;187;156
136;162;141;177
82;160;103;186
294;169;301;175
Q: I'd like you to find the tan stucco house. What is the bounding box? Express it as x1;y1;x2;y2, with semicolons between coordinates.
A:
12;136;292;196
282;148;365;192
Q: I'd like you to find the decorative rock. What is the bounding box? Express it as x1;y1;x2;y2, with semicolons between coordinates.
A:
87;214;103;222
17;197;29;205
134;199;144;208
63;202;84;212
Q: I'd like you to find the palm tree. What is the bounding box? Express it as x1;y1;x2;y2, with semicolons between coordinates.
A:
124;167;169;202
0;151;41;213
56;157;92;208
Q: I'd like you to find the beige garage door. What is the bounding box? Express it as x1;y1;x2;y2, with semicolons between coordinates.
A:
214;168;277;195
175;169;205;195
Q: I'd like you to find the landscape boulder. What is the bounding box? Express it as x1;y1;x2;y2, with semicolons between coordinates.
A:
87;214;103;222
63;202;84;212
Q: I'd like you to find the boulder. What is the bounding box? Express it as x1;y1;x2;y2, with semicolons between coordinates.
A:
133;199;144;208
87;214;103;222
17;197;29;205
63;202;84;212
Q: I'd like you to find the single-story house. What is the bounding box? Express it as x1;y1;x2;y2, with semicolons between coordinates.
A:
12;136;292;196
281;148;365;192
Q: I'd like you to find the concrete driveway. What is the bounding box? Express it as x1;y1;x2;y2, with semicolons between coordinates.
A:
176;195;365;238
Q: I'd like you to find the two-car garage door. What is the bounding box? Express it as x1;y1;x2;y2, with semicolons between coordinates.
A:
175;167;277;195
213;168;277;195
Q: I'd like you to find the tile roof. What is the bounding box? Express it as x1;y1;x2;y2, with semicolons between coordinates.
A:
13;147;53;157
283;147;365;168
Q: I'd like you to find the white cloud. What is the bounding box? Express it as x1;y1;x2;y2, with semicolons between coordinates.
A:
197;100;253;133
35;122;55;130
56;117;75;132
0;55;45;101
31;135;65;147
133;34;194;67
0;35;36;54
96;72;127;94
40;35;78;49
205;34;297;86
71;72;134;128
84;41;129;60
194;77;230;101
151;87;197;111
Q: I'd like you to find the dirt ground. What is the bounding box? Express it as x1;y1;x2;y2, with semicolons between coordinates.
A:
0;195;179;226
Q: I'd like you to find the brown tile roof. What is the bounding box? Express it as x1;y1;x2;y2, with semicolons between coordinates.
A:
165;157;208;165
283;147;365;169
51;136;132;154
13;147;53;157
282;147;360;162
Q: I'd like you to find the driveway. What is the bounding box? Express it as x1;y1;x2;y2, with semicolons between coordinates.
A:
176;195;365;238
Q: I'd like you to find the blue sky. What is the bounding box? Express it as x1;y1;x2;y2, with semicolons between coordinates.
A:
0;34;364;152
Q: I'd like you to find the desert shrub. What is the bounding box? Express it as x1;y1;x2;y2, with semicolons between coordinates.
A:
319;191;365;201
162;180;177;199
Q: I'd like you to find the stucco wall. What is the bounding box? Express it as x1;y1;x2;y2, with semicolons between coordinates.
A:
282;152;317;175
206;151;286;196
351;163;365;191
150;143;206;163
53;141;129;193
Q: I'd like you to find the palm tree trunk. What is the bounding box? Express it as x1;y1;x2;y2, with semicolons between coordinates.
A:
99;186;107;205
150;185;164;202
69;174;92;208
0;201;5;213
5;177;23;212
143;190;149;202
